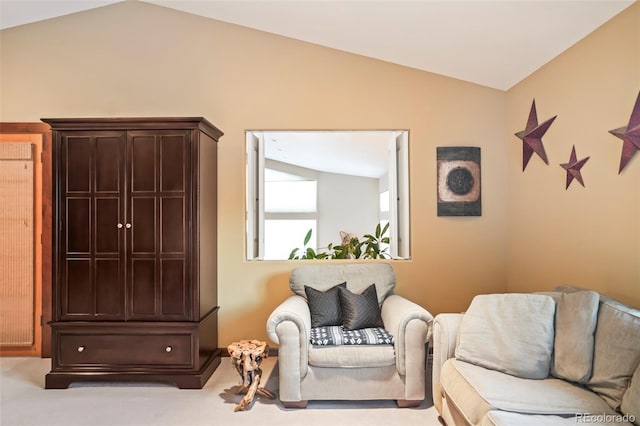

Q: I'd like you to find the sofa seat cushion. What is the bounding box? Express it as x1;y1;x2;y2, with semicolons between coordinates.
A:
441;359;617;426
308;343;395;368
482;411;633;426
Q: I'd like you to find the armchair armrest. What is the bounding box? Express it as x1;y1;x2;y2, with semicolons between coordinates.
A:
266;295;311;401
432;313;464;415
381;295;433;377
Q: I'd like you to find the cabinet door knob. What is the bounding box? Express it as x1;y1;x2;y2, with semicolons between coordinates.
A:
125;223;132;229
117;223;123;229
165;346;173;353
77;346;85;352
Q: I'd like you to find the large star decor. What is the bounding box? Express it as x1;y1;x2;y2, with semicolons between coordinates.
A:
609;91;640;174
515;99;557;171
560;145;589;189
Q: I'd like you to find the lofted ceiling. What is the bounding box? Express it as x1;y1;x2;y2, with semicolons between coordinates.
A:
0;0;635;90
1;1;635;177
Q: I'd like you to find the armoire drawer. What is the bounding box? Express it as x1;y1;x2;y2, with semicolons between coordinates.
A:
57;332;194;368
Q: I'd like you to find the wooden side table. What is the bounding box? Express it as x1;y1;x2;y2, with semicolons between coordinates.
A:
227;340;275;411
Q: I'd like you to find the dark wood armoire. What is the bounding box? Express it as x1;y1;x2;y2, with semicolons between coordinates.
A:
43;117;222;389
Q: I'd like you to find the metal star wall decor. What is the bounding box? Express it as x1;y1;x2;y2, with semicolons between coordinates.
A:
560;145;589;189
609;91;640;174
515;99;557;171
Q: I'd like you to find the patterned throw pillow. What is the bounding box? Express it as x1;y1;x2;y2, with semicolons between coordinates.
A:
305;283;346;327
310;325;394;346
338;284;384;330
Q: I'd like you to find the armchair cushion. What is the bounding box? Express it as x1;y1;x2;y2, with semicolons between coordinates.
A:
338;284;384;330
309;325;394;346
455;293;556;380
305;283;346;327
308;344;396;368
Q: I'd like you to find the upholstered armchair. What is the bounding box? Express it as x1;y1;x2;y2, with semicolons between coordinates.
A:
266;263;433;408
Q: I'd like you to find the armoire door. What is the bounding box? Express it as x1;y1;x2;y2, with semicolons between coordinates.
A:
127;130;191;321
58;132;126;321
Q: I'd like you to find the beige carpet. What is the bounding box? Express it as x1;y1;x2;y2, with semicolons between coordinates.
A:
1;356;441;426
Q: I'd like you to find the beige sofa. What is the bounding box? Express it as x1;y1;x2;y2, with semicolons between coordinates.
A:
266;263;432;408
432;286;640;426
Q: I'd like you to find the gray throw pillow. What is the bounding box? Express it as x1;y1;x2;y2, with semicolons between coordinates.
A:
305;283;346;327
338;284;384;330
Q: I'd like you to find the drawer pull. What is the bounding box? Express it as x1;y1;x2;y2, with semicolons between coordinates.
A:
77;346;85;353
165;346;172;353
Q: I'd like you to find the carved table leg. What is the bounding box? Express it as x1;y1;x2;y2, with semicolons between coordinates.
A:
227;340;274;412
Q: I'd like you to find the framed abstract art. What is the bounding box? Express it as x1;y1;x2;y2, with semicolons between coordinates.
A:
437;146;481;216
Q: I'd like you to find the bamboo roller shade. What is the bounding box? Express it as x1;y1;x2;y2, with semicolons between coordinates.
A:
0;143;34;347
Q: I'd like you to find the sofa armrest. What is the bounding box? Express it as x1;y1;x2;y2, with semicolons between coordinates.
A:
381;294;433;377
432;313;464;415
266;294;311;395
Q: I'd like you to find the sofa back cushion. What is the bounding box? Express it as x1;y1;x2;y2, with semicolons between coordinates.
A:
540;290;600;383
290;263;395;305
555;285;640;411
587;295;640;410
455;293;556;380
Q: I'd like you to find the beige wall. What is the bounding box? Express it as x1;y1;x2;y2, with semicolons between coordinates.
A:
505;2;640;307
3;1;637;346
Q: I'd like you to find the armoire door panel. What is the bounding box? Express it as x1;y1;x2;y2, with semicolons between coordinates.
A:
66;198;91;254
130;197;156;254
161;197;185;254
130;259;156;316
64;260;91;316
130;135;157;193
65;137;91;193
160;135;186;192
95;198;120;254
161;259;186;315
95;136;122;192
95;259;123;316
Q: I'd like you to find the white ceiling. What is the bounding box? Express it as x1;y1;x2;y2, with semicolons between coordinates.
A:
260;130;395;178
0;0;635;90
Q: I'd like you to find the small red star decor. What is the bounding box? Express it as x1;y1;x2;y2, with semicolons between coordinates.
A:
560;145;589;189
609;91;640;174
515;99;557;171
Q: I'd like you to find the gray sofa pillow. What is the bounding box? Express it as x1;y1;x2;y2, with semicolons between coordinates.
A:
305;283;346;327
455;293;556;380
541;290;600;383
338;284;384;330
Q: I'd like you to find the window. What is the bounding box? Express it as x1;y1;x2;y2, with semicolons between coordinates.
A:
246;130;410;260
263;169;317;259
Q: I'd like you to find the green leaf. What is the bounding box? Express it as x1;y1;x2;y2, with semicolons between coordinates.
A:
288;248;299;259
375;223;381;238
381;222;389;236
303;229;313;246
